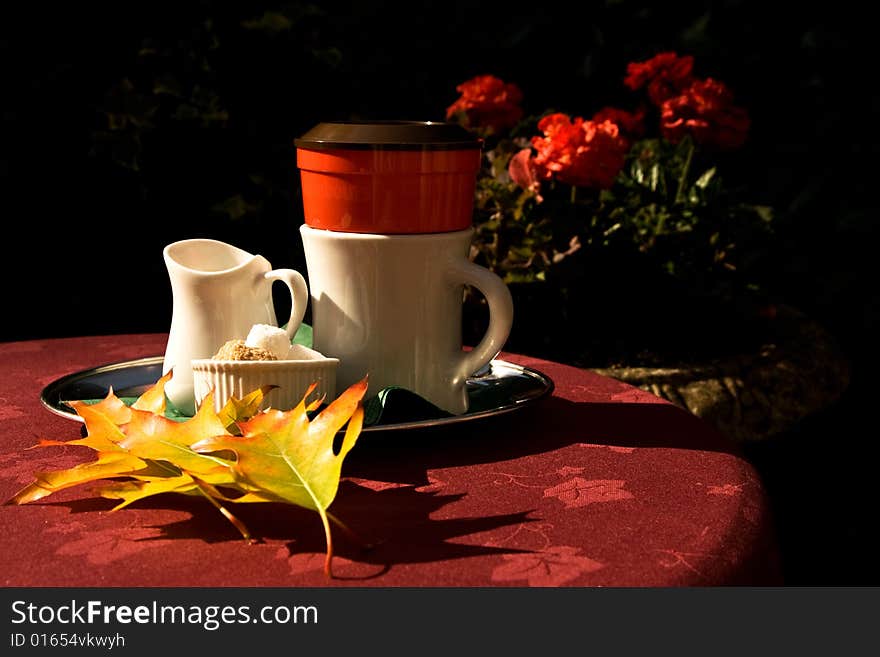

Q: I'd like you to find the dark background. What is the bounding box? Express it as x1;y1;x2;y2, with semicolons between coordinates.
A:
2;1;878;584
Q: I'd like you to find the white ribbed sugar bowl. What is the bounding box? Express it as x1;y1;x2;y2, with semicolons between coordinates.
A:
191;349;338;413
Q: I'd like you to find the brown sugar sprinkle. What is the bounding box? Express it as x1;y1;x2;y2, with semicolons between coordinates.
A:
213;340;277;361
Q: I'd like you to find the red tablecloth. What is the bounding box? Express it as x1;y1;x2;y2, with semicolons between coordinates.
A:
0;334;780;586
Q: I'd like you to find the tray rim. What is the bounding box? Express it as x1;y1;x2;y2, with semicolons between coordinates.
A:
40;356;555;432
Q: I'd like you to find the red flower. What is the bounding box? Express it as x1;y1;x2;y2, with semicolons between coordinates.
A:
508;148;543;201
591;106;646;139
446;75;524;133
660;78;750;149
531;113;629;189
625;52;694;106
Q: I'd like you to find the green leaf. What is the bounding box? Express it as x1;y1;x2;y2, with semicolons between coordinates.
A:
649;163;661;192
242;11;293;32
695;167;717;189
292;322;313;347
152;75;183;98
753;205;774;223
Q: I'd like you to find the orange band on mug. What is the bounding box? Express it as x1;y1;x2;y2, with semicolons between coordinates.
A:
297;147;481;234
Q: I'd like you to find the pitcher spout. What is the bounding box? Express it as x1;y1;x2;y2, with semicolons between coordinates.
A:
161;237;306;417
163;238;263;277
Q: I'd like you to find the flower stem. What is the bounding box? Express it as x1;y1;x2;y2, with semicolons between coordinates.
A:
675;138;695;205
570;185;578;205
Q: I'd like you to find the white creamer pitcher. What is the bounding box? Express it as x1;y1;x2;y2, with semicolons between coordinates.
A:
162;238;308;414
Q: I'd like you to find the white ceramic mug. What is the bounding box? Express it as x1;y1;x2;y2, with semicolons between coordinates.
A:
300;225;513;415
162;238;309;414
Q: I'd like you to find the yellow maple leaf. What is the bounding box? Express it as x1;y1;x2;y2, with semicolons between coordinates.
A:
7;370;368;577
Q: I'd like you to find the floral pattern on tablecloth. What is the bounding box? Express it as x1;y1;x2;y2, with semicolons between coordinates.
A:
0;336;780;586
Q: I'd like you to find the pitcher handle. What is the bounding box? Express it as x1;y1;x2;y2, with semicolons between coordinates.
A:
446;258;514;385
264;269;309;341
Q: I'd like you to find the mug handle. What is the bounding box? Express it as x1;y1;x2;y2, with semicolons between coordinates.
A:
446;258;514;384
264;269;309;341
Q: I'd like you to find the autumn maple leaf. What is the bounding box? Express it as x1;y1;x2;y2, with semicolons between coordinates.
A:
10;374;230;501
8;371;368;577
192;378;367;576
